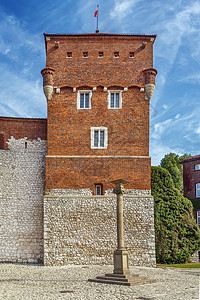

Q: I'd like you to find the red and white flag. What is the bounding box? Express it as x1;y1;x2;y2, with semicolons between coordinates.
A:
94;8;98;17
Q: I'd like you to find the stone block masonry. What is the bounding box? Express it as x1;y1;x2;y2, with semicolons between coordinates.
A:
44;189;156;267
0;137;46;263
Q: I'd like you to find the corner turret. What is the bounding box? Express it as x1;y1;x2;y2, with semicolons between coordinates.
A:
41;67;55;100
143;68;157;100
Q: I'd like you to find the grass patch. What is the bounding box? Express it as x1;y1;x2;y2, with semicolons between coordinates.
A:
157;263;200;268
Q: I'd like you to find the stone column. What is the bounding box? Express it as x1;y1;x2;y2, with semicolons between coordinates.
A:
114;183;125;250
111;179;130;275
88;178;156;285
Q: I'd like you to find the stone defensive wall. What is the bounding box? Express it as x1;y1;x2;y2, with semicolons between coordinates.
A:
0;137;46;263
0;117;47;263
44;189;156;267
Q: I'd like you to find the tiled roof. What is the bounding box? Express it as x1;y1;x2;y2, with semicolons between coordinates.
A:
180;155;200;163
0;116;47;122
43;33;157;38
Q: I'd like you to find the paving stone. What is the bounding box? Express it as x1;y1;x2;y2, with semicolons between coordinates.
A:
0;264;199;300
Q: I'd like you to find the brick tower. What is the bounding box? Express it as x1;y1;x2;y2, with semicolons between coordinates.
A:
41;33;157;267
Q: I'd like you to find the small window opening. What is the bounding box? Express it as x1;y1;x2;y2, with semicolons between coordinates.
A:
129;52;134;58
67;52;72;58
25;142;28;149
99;52;103;58
114;52;119;58
83;52;88;58
95;184;103;195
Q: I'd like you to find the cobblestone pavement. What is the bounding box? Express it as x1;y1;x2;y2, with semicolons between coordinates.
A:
0;263;199;300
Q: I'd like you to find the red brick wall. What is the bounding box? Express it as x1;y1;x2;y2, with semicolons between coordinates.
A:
44;34;156;191
45;34;155;88
182;158;200;198
45;157;151;191
47;86;149;156
0;117;47;149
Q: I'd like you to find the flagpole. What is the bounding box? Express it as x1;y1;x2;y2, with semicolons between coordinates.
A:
96;5;99;33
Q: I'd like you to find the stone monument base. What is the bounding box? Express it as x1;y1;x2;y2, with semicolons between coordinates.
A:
88;273;156;286
113;249;129;274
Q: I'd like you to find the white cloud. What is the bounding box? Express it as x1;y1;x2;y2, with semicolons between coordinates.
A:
155;2;200;68
110;0;140;20
150;140;183;166
0;9;46;117
195;127;200;135
0;67;46;117
0;13;42;61
152;119;172;139
178;73;200;84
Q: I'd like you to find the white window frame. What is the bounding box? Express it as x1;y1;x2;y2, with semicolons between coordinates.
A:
77;90;92;109
91;127;108;149
196;183;200;198
195;164;200;170
197;210;200;226
108;91;122;109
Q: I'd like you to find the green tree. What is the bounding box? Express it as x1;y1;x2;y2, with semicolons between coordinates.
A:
160;152;191;191
151;166;200;264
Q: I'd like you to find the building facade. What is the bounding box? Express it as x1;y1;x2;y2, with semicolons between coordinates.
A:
0;32;157;266
181;155;200;226
41;33;157;266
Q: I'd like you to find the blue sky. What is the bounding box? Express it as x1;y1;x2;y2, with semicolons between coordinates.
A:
0;0;199;165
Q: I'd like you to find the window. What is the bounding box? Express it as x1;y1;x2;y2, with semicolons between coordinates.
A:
95;184;103;195
197;211;200;226
108;91;122;109
91;127;108;149
114;52;119;58
83;52;88;58
99;52;103;58
196;183;200;198
195;164;200;170
77;91;92;109
67;52;72;58
129;52;134;58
